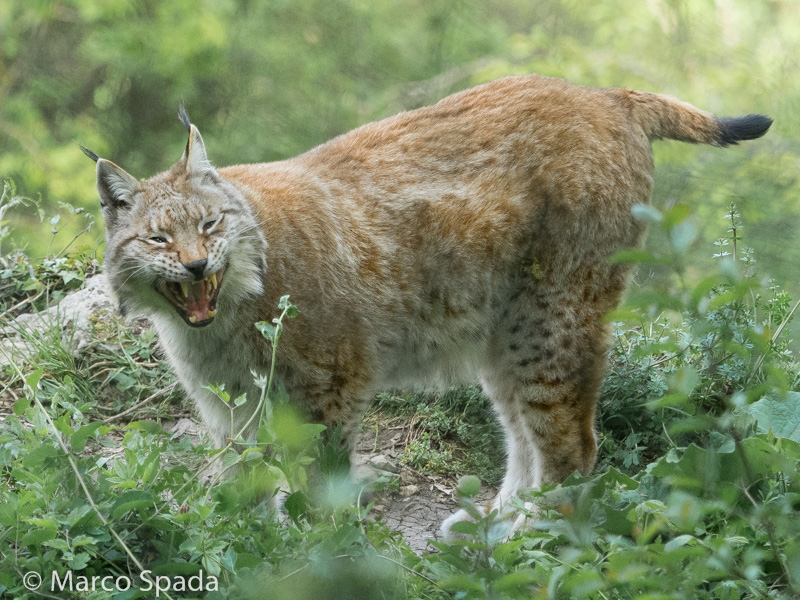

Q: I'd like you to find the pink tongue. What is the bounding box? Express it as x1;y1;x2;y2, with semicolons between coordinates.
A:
185;280;211;321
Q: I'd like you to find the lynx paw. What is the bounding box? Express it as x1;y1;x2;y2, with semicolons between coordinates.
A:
440;502;536;540
440;508;473;539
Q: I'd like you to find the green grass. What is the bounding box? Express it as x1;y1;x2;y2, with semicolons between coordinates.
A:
372;386;505;486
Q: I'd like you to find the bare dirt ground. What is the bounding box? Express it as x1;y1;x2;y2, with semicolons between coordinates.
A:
351;419;496;553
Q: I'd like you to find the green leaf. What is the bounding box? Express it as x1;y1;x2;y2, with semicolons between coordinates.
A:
495;569;539;592
221;449;242;468
662;203;691;228
235;553;264;570
43;538;70;550
112;490;155;519
278;295;299;318
492;539;525;567
242;448;264;462
690;274;724;308
603;507;635;536
71;534;97;548
21;528;57;546
0;495;17;527
439;574;484;593
126;420;163;435
25;517;58;529
140;449;160;485
255;321;276;341
707;289;740;312
284;491;309;523
744;392;800;442
68;552;90;570
456;475;481;498
67;504;94;527
626;292;684;312
25;367;44;393
631;340;681;359
648;392;689;409
448;520;478;535
669;219;697;253
70;422;104;452
60;270;79;285
12;396;31;416
22;445;60;469
665;534;696;552
631;203;662;223
111;370;137;391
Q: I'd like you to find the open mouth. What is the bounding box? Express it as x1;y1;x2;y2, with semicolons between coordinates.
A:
157;267;226;327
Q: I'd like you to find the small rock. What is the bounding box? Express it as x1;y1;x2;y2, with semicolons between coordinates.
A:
351;462;394;484
368;454;398;473
399;484;419;497
433;483;453;495
1;274;117;366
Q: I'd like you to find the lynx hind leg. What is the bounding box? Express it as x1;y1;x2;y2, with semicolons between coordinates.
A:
442;267;623;538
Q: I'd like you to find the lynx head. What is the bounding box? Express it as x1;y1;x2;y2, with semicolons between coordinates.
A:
84;108;267;329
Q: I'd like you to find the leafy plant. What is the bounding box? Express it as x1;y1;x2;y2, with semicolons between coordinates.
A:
1;201;798;599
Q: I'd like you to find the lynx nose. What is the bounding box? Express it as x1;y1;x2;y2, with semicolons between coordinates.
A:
183;258;208;281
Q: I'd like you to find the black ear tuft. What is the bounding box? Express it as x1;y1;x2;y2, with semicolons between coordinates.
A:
716;114;773;146
178;104;191;132
79;144;100;162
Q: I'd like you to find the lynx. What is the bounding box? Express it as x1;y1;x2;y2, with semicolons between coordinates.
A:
84;74;771;535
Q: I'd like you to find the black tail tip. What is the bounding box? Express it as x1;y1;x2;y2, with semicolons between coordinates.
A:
716;114;773;146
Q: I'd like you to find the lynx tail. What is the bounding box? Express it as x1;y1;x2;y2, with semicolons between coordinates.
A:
620;88;772;147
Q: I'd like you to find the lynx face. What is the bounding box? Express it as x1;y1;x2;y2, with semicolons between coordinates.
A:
95;129;267;330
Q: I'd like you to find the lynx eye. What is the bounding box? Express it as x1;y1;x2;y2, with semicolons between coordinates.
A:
200;214;223;234
147;235;169;245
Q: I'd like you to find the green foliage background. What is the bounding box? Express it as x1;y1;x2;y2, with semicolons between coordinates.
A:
2;3;800;598
1;0;798;301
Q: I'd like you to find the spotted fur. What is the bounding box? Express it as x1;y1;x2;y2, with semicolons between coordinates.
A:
90;74;771;535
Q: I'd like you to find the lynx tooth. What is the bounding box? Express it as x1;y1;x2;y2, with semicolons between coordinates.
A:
180;281;189;297
188;315;197;324
208;309;217;318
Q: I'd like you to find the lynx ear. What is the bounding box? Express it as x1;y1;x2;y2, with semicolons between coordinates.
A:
96;159;140;211
178;106;217;179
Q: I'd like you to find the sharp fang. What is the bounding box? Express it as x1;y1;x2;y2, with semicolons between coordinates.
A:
188;315;197;324
180;282;189;297
209;273;218;290
208;309;217;318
